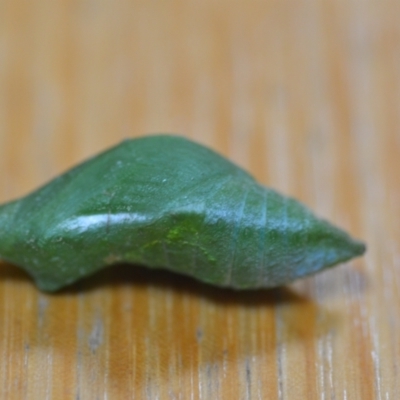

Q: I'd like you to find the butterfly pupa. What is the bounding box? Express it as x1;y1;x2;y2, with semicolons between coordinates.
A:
0;135;366;292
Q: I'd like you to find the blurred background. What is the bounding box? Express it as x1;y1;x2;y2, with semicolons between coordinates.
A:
0;1;399;399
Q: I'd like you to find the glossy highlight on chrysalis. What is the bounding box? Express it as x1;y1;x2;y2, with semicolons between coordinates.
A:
0;135;366;292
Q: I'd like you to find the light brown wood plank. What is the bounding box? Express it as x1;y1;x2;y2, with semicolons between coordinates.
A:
0;1;399;398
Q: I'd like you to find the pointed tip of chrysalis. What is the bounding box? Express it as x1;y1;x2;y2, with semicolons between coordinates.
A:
330;233;366;265
277;215;367;287
349;237;367;257
313;219;366;272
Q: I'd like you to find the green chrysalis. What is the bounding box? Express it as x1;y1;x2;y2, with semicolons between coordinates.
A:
0;135;365;292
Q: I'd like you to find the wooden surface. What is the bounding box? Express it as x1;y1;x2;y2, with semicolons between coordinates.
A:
0;1;399;399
